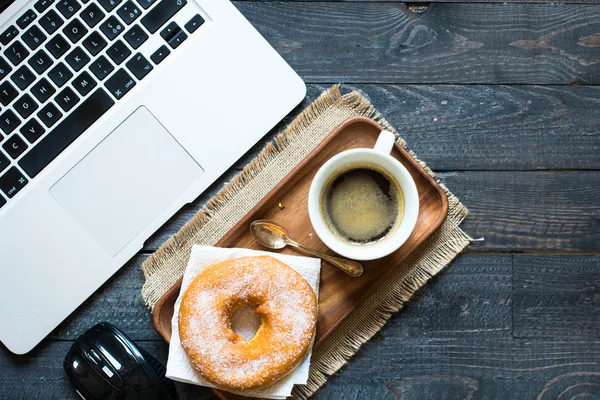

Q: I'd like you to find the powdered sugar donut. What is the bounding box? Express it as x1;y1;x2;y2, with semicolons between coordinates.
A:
178;256;318;391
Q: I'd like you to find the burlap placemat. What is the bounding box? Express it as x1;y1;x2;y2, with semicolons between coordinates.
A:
141;85;472;399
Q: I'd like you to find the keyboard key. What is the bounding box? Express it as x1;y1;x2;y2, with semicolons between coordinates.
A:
0;25;19;45
72;71;96;96
63;18;88;43
5;41;30;65
150;45;169;64
80;3;104;28
39;9;64;34
100;16;124;40
0;194;5;207
82;31;107;55
65;46;90;71
57;0;81;19
135;0;156;10
98;0;122;12
106;40;130;65
31;78;56;103
55;87;79;111
159;21;178;41
34;0;55;13
89;55;113;80
126;53;152;80
167;27;186;49
13;93;39;118
105;68;134;99
0;167;28;198
48;62;73;86
27;49;53;74
123;24;147;49
141;0;186;34
20;89;114;177
184;14;204;33
117;1;141;25
22;25;47;50
45;33;71;58
2;135;28;158
20;118;46;142
10;65;36;90
37;102;62;127
0;81;18;106
17;9;37;30
0;110;21;134
0;152;9;173
0;57;13;80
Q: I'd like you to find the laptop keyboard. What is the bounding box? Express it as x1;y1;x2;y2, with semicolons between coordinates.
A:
0;0;204;204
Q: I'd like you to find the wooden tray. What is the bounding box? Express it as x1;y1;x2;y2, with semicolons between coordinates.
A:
152;116;448;400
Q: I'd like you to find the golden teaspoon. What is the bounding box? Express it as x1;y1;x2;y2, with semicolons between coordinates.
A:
249;220;364;277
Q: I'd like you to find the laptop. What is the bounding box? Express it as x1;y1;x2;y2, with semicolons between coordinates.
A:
0;0;305;354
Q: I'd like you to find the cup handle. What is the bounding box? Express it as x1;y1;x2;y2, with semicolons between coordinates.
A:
373;130;396;155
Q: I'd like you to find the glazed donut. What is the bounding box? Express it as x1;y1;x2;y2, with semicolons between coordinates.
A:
178;256;318;391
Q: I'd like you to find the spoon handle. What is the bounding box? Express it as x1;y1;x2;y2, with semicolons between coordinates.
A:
287;240;363;277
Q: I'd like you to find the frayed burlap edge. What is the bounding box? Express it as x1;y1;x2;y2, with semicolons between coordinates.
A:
141;85;472;399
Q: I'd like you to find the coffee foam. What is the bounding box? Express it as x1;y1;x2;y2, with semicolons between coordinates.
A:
320;163;404;244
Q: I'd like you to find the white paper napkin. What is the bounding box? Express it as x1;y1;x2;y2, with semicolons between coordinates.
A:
166;245;321;399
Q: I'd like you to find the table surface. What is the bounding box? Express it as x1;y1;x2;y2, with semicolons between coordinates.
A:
3;1;600;399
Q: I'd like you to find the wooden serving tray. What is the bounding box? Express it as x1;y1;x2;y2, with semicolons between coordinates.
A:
152;116;448;400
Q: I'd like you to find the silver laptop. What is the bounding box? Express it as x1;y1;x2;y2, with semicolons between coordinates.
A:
0;0;305;354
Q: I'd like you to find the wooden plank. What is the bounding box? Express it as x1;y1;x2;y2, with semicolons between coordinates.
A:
4;338;600;400
348;85;600;171
388;254;512;339
233;2;600;84
143;171;600;252
271;84;600;171
514;254;600;339
310;338;600;400
439;171;600;252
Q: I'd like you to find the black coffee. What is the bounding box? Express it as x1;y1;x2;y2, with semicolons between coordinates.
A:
320;163;404;244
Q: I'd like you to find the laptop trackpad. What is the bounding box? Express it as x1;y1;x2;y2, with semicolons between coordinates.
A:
50;106;204;256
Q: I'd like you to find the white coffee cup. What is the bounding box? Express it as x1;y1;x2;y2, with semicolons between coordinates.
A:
308;130;419;261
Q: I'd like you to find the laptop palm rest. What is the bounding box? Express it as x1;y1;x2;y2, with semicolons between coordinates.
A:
50;106;204;256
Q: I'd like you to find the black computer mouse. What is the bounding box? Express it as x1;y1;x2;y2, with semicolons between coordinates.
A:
64;322;176;400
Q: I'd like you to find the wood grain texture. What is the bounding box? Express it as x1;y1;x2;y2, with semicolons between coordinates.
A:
514;254;600;339
388;254;513;339
439;171;600;251
275;84;600;171
341;85;600;171
311;338;600;400
234;2;600;84
144;171;600;252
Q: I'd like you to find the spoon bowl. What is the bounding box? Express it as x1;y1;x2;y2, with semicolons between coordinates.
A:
249;220;289;249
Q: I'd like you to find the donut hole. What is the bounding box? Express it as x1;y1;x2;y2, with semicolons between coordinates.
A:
230;305;261;341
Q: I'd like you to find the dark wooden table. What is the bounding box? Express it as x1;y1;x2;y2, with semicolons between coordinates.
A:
3;1;600;399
